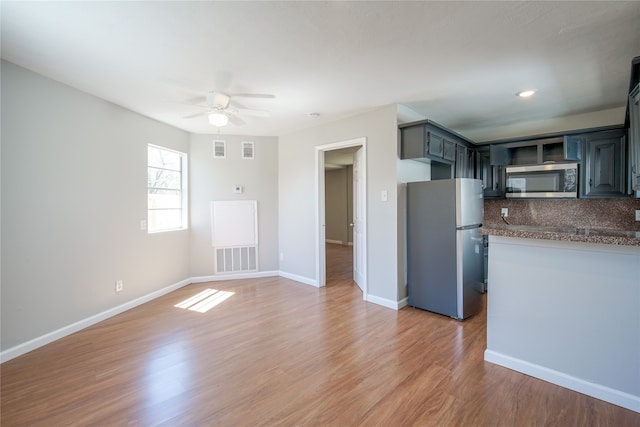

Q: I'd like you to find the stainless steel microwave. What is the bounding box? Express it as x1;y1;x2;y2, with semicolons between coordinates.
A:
505;163;578;198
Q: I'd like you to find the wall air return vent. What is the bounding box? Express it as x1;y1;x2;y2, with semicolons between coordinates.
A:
242;141;254;159
211;200;259;274
213;140;226;159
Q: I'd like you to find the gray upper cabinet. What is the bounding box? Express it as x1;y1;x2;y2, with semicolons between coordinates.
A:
443;138;456;161
427;131;444;158
629;84;640;191
582;129;626;198
400;125;426;159
477;148;503;198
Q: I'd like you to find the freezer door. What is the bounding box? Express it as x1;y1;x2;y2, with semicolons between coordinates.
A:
456;227;484;319
456;178;484;228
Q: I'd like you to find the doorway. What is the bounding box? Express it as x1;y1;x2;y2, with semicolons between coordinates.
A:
315;137;367;300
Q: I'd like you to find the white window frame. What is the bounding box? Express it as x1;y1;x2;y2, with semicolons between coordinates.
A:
147;144;188;233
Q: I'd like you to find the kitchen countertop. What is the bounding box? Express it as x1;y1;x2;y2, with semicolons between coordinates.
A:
480;224;640;247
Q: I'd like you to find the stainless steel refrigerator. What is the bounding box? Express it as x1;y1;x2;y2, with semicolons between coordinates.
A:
407;178;484;320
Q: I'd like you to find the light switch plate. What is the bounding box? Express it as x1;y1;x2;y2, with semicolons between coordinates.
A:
635;210;640;221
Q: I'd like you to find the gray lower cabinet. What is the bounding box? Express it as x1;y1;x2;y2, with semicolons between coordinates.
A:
582;130;626;197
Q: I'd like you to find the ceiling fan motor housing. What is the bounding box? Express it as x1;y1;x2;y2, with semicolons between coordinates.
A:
206;92;231;109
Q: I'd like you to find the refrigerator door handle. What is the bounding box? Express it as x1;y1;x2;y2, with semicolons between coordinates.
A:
456;224;482;231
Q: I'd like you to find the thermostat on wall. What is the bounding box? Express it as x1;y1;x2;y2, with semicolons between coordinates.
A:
233;185;243;194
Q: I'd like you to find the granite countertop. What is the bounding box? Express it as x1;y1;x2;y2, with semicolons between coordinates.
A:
481;224;640;247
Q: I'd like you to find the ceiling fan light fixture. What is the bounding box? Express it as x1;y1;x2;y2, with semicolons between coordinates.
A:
516;89;536;98
208;112;229;127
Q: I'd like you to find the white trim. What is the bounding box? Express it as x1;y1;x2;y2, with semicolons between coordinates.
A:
366;294;404;310
485;350;640;413
278;271;318;287
315;137;368;298
0;278;191;363
2;268;391;364
190;271;279;283
325;239;346;245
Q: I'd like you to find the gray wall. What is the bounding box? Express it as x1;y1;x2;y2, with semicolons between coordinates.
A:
325;166;353;245
278;105;399;303
1;61;191;351
189;134;279;276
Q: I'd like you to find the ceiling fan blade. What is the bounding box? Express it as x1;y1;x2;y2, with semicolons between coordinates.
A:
230;93;275;99
227;114;246;126
183;111;208;119
232;108;270;117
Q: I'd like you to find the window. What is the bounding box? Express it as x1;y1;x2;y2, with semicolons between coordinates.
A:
147;144;187;232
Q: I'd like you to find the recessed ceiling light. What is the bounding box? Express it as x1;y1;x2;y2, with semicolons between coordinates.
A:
516;90;536;98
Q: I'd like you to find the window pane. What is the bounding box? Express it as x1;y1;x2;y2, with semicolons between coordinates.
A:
148;189;181;209
148;146;181;170
148;167;181;189
148;209;182;232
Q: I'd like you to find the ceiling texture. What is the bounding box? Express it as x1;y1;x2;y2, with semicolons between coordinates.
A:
2;1;639;142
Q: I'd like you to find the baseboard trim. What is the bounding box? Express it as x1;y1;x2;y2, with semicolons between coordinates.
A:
0;278;191;363
278;271;318;287
1;271;398;364
190;271;279;283
484;349;640;413
366;294;403;310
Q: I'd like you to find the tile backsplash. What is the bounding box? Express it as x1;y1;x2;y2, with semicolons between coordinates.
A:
484;198;640;231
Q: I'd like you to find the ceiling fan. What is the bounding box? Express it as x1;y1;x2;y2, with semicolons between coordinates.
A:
185;91;274;127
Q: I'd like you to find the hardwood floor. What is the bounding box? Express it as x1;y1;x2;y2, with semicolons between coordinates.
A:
1;243;638;426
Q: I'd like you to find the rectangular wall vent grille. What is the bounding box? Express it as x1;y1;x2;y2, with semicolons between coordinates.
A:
215;246;258;273
213;140;226;158
242;141;254;159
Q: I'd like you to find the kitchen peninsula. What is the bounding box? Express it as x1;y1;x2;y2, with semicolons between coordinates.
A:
482;209;640;413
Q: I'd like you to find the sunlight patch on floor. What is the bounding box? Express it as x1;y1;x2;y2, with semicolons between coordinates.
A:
174;288;234;313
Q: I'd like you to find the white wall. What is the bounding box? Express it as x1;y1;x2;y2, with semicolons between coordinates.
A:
189;134;279;276
396;158;431;300
1;61;191;351
278;105;399;303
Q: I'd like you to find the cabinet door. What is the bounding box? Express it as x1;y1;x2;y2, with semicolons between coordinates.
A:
582;131;625;197
428;131;444;157
455;144;467;178
400;125;426;159
477;150;503;198
443;138;456;161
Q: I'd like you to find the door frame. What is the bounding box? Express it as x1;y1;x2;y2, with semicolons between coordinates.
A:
315;137;368;299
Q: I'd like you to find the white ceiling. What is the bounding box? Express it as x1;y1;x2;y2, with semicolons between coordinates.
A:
2;1;639;142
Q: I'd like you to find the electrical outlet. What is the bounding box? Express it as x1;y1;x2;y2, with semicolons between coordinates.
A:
636;210;640;221
501;208;508;218
115;280;123;293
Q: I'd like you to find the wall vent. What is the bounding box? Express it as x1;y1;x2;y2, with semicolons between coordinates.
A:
242;141;254;159
213;140;226;158
215;246;258;273
211;200;259;274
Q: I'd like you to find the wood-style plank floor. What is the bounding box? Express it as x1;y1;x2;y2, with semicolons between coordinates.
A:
1;243;638;426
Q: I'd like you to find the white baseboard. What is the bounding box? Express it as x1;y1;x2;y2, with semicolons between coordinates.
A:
190;270;279;283
484;349;640;413
0;278;191;363
1;271;401;364
325;239;343;245
366;294;403;310
278;271;318;287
